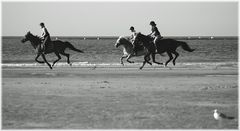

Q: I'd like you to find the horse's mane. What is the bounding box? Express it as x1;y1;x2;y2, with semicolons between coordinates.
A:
27;32;42;44
136;33;152;42
118;36;128;40
35;35;42;40
117;36;128;43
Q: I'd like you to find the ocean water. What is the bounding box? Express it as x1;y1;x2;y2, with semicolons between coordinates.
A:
2;37;238;66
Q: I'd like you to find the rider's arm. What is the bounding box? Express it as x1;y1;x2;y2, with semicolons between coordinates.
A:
41;28;46;38
148;27;155;36
148;32;153;36
130;34;134;40
41;28;49;38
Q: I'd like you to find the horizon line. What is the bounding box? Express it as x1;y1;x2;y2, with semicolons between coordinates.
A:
2;35;239;37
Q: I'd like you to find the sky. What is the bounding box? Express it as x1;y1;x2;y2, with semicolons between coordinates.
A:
2;1;238;36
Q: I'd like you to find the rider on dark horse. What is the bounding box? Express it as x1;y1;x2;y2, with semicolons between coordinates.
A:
132;21;163;54
40;22;51;53
148;21;163;52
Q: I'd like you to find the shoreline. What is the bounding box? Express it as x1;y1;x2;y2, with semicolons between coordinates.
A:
2;61;238;69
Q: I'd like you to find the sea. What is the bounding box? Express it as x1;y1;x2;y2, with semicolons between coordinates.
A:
1;36;238;68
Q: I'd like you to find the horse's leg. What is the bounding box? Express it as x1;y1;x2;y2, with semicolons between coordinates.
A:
146;55;152;65
165;51;173;67
52;52;61;67
144;53;152;65
140;60;147;70
41;54;52;69
151;53;163;65
60;52;71;66
120;55;128;65
172;51;179;66
35;53;45;64
126;54;134;63
140;53;151;70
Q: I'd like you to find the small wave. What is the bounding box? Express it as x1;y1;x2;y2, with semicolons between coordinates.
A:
1;62;237;69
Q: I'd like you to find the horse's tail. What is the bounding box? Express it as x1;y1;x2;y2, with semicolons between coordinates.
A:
65;42;84;53
179;41;195;52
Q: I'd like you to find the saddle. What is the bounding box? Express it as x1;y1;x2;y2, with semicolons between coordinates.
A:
135;44;145;52
40;40;54;53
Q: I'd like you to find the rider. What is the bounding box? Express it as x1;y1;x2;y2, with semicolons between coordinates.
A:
40;22;51;53
148;21;163;52
129;26;139;55
130;26;137;43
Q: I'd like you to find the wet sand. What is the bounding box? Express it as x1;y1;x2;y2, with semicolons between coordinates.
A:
2;67;238;129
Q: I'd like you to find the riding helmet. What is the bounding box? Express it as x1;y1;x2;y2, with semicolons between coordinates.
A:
40;22;45;26
150;21;156;26
129;26;134;31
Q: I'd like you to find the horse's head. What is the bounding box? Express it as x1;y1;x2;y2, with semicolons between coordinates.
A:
115;36;128;48
21;31;32;43
21;31;42;45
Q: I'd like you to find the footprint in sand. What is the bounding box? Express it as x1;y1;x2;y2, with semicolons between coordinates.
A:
14;82;21;84
40;82;49;85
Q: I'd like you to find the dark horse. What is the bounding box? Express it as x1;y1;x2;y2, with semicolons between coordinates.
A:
133;33;195;69
21;32;84;69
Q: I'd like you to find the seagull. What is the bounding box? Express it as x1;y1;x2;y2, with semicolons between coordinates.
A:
213;109;234;120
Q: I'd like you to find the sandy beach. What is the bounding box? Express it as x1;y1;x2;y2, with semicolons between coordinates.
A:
2;66;238;129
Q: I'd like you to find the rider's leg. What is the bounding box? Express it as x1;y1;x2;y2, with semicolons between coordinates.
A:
42;36;50;53
132;41;137;55
153;35;162;53
153;37;158;52
42;37;47;53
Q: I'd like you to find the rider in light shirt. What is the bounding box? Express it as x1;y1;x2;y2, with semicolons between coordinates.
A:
40;22;51;53
130;26;139;55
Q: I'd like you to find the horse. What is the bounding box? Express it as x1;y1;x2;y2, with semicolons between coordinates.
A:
133;33;195;69
115;36;163;67
21;31;84;69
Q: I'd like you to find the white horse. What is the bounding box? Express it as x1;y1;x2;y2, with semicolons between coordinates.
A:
115;36;162;67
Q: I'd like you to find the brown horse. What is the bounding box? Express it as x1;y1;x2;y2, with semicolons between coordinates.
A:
133;33;195;69
21;32;84;69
